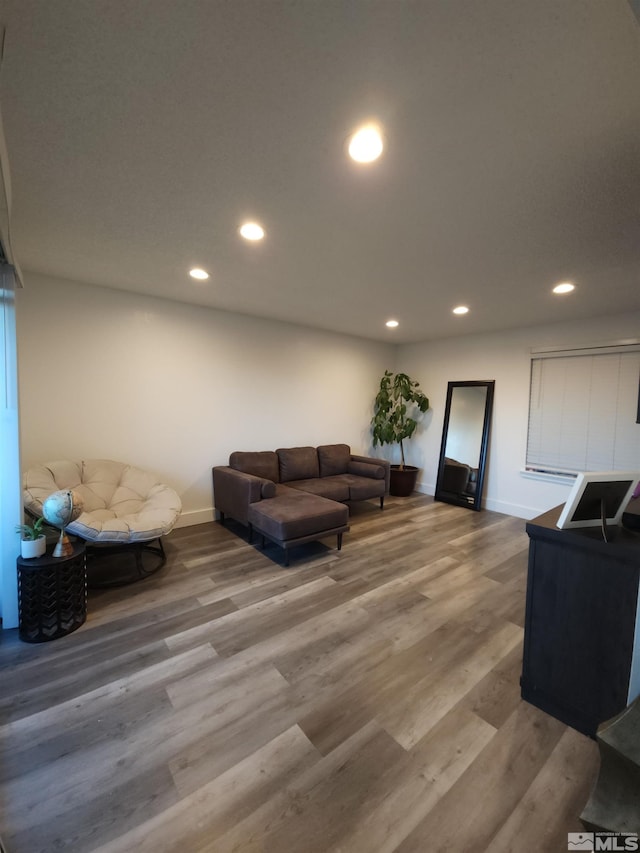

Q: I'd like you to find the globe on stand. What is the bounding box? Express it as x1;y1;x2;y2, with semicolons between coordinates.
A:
42;489;84;557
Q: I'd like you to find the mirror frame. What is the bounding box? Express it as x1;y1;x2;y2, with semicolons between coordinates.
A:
434;380;495;511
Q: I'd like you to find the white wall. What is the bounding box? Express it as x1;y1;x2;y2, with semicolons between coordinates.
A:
16;275;640;525
398;311;640;519
16;274;394;526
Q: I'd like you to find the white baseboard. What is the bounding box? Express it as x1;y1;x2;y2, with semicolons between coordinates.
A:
483;497;537;520
416;480;537;520
415;481;434;496
173;507;215;528
177;493;539;530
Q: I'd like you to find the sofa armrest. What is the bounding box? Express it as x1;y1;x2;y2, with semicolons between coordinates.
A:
212;466;275;525
350;454;391;494
348;460;386;479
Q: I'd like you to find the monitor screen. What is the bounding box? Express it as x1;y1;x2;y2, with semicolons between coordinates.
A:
557;471;640;532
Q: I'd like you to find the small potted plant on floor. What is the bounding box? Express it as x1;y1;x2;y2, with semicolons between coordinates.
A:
16;516;48;559
371;370;430;496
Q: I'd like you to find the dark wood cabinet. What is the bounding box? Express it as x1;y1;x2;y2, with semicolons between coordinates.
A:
521;506;640;737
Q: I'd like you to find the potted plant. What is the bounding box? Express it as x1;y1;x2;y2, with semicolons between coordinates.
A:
371;369;430;496
15;516;48;559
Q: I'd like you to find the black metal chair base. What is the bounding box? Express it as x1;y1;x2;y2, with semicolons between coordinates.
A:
86;538;167;588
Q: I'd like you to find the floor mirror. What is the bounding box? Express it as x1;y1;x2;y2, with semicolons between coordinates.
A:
434;380;495;511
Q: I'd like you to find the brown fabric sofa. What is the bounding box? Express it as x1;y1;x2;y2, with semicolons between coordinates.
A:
212;444;389;563
442;456;478;496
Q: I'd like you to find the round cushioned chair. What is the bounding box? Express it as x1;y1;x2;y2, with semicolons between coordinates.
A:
23;459;182;584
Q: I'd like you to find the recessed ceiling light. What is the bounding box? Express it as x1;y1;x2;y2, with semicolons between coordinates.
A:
189;268;209;280
553;282;575;294
348;124;384;163
386;319;399;328
239;222;265;241
453;305;469;315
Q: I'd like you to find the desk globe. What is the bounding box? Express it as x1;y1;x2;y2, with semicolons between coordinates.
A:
42;489;83;557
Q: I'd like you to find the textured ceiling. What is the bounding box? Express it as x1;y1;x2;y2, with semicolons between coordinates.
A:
0;0;639;343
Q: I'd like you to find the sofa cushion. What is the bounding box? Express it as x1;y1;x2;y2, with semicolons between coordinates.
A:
273;483;299;498
276;446;319;483
248;492;348;542
287;476;350;502
343;474;386;501
230;451;279;483
317;444;351;477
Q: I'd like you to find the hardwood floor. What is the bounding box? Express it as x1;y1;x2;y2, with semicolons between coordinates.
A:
0;495;599;852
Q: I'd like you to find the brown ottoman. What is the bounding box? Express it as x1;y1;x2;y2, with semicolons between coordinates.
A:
247;492;349;566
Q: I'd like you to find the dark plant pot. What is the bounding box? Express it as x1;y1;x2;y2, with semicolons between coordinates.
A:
389;465;419;497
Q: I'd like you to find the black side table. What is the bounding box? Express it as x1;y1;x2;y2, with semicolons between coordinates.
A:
17;542;87;643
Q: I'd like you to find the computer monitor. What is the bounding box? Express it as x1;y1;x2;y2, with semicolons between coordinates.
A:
557;471;640;542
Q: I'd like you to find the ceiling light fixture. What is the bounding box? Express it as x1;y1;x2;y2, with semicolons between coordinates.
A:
553;282;575;294
189;268;209;280
453;305;469;315
348;124;384;163
386;319;399;328
239;222;265;241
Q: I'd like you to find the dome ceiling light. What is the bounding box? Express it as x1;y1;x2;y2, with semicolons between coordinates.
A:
239;222;265;241
553;282;575;294
348;124;384;163
453;305;469;315
386;319;399;328
189;268;209;280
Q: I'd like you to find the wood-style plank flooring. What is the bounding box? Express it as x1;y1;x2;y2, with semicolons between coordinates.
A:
0;495;599;852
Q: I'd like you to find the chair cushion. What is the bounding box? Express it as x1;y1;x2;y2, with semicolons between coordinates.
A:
23;459;182;543
229;451;279;483
276;447;319;483
317;444;351;477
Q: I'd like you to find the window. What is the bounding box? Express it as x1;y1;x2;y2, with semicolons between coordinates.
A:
526;342;640;478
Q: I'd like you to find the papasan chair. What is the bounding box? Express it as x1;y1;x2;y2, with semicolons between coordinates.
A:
23;459;182;585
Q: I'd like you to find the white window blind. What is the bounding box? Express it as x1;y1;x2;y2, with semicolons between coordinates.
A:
526;344;640;476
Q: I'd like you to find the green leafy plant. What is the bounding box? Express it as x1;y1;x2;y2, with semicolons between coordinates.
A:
15;516;49;540
371;370;430;468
